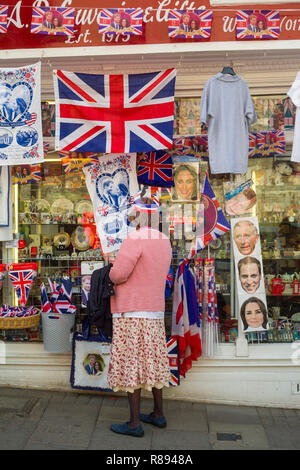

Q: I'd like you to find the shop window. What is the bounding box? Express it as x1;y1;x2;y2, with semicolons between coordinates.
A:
0;94;299;348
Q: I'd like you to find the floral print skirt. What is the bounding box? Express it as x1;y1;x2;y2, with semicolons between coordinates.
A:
107;317;171;393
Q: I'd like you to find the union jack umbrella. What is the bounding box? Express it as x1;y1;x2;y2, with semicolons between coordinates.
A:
202;259;219;357
0;5;8;33
168;9;212;39
236;10;280;40
31;7;75;36
6;263;38;307
53;68;176;154
166;336;180;386
99;8;143;36
137;150;174;187
189;172;231;256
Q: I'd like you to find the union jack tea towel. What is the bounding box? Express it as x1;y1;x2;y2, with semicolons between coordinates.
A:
168;10;212;39
0;62;44;166
6;262;38;306
137;150;174;187
0;5;8;33
83;153;138;254
0;165;10;226
189;172;231;256
236;10;280;40
53;68;176;154
31;7;75;36
99;8;143;35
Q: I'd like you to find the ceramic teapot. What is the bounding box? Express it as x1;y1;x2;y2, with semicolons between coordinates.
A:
267;277;286;295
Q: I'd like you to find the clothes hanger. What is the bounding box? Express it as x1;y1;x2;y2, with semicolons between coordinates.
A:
221;65;236;76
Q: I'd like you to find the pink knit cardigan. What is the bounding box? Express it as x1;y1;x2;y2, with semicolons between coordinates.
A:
109;227;172;314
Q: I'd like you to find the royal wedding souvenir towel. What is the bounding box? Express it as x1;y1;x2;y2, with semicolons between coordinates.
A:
200;73;257;174
0;62;44;166
287;71;300;163
83;154;139;254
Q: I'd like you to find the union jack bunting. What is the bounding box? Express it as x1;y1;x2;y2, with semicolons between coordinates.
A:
53;68;176;154
0;5;8;33
166;336;180;386
6;263;38;306
99;8;143;35
31;7;75;36
168;9;212;39
256;130;285;156
12;164;42;184
236;10;280;40
189;172;230;256
137;150;174;187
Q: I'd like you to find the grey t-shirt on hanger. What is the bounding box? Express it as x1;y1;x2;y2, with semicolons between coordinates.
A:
200;73;257;174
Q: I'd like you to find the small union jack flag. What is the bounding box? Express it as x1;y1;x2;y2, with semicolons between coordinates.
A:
53;68;176;154
0;5;8;34
168;9;212;39
31;6;75;35
138;150;174;187
99;8;143;36
6;263;38;307
167;336;180;386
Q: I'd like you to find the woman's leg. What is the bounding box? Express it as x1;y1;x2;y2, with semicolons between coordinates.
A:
152;387;164;418
127;388;141;428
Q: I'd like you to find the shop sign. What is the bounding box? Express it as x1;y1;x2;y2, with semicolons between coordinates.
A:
0;0;300;51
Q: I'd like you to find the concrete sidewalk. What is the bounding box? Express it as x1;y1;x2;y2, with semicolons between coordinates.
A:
0;386;300;450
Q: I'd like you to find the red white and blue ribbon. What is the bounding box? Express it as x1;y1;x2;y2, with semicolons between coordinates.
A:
133;190;160;213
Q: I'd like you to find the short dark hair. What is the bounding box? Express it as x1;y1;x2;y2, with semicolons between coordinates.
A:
238;256;261;276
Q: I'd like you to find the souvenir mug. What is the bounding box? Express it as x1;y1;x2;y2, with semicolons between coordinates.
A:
267;277;286;295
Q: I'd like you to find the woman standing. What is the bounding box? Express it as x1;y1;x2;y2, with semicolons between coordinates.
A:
107;197;172;437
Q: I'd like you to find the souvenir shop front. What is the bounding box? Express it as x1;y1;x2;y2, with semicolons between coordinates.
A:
0;0;300;408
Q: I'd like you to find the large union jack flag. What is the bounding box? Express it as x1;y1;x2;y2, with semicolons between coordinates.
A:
167;336;180;386
236;10;280;40
99;8;143;36
53;68;176;154
0;5;8;33
168;9;212;39
256;130;285;156
137;150;174;187
6;263;38;306
31;7;75;36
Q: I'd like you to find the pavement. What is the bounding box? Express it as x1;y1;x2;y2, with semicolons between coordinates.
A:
1;386;300;451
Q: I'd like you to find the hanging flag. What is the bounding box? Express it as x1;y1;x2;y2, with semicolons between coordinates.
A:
83;153;138;254
61;156;99;174
0;62;43;165
168;9;212;39
137;150;174;187
31;7;75;35
99;8;143;35
166;336;180;386
256;130;285;156
53;68;176;154
189;172;230;256
236;10;280;40
12;164;42;184
0;5;8;33
6;262;38;306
